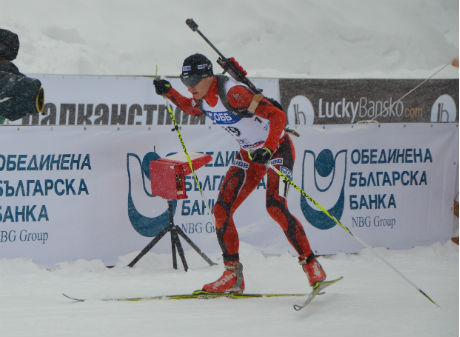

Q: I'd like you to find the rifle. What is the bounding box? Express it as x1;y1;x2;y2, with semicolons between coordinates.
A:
185;18;299;136
185;19;259;93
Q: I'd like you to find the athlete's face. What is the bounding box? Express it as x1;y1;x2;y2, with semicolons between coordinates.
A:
186;76;214;100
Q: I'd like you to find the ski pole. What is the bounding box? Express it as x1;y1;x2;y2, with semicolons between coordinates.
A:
360;61;453;124
155;66;217;233
266;163;439;307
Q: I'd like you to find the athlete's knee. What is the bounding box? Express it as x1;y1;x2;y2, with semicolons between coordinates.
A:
266;205;283;221
213;202;228;229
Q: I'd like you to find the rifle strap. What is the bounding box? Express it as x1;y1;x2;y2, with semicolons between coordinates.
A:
216;74;263;114
248;93;264;113
214;75;253;118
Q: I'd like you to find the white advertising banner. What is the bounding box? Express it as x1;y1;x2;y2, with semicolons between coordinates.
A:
6;74;280;127
0;125;222;266
288;123;458;254
0;123;457;266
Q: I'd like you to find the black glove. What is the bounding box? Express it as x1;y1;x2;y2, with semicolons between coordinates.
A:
249;147;273;165
153;78;171;95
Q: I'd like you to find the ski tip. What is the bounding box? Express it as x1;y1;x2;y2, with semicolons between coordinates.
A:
327;276;344;283
62;293;85;302
293;275;344;311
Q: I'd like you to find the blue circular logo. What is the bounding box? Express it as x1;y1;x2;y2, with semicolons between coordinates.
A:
315;149;335;177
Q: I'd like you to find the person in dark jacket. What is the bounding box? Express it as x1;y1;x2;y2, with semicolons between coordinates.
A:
0;28;44;123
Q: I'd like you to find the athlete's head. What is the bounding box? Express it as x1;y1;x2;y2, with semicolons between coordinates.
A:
180;53;214;99
180;53;213;86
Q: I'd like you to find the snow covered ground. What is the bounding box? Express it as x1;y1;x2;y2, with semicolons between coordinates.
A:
0;0;458;336
0;242;458;337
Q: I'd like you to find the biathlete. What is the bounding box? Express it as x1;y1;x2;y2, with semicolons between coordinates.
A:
153;53;327;293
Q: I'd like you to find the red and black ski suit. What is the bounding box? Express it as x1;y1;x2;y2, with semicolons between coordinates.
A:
166;76;314;262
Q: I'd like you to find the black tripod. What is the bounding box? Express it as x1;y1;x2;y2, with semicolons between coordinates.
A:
128;200;216;270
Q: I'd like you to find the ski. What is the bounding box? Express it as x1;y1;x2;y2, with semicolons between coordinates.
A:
293;276;343;311
62;290;307;303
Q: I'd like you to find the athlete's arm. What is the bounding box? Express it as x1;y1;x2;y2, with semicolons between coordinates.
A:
166;88;202;116
227;86;286;152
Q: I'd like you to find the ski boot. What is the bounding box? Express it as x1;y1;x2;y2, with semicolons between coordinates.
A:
202;261;245;293
299;253;327;288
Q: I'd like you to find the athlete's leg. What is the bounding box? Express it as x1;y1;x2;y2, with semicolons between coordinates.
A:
213;152;266;261
265;135;326;287
265;135;312;255
203;152;266;293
